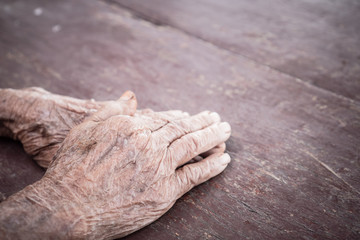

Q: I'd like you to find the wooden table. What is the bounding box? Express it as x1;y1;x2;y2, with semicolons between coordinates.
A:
0;0;359;239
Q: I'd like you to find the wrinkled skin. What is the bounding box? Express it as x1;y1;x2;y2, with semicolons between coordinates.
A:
0;88;224;168
0;87;137;168
0;99;231;239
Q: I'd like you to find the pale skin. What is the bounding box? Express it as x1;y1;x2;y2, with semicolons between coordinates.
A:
0;87;137;168
0;88;231;239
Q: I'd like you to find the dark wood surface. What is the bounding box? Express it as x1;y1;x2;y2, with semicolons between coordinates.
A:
113;0;360;102
0;0;359;239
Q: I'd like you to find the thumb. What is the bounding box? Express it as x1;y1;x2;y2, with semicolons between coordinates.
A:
118;90;137;115
89;90;137;122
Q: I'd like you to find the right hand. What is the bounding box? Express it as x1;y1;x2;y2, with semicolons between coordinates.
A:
38;107;232;239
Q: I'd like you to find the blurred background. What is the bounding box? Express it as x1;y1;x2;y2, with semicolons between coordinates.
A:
0;0;359;239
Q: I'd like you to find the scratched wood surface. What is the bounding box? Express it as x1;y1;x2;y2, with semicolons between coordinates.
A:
112;0;360;102
0;0;359;239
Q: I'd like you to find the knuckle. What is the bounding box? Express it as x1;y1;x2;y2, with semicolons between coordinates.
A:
166;122;185;136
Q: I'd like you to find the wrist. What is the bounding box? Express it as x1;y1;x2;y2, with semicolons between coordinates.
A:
0;177;87;239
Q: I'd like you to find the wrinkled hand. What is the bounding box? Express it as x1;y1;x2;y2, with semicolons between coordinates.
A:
37;106;231;239
0;87;137;167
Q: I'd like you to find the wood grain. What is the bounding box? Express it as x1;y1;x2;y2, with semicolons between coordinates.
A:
0;0;359;239
112;0;360;101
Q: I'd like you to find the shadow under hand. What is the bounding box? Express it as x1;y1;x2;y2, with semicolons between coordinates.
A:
0;137;45;202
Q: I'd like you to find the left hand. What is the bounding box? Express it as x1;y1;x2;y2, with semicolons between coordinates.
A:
0;87;137;168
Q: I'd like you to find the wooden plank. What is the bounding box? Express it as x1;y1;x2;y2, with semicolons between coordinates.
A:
112;0;360;101
0;0;359;239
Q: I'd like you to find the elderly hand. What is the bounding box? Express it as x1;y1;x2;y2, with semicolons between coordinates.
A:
0;87;137;167
0;100;231;239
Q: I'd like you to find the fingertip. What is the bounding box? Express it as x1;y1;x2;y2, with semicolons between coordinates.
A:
209;112;221;122
219;122;231;134
220;153;231;165
119;90;136;101
119;91;137;115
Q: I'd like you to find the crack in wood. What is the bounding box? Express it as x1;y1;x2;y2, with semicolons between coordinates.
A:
304;150;360;196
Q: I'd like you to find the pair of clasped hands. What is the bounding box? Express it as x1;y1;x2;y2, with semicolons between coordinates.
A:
0;87;231;239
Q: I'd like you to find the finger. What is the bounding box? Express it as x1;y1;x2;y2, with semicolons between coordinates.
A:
174;152;231;198
88;91;137;122
185;143;226;166
130;110;191;139
118;91;137;115
136;109;189;120
157;110;190;120
137;110;190;121
135;108;154;115
168;122;231;168
23;87;50;94
154;111;221;144
200;143;226;158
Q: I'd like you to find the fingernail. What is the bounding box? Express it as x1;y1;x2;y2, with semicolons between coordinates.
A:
210;112;221;122
220;122;231;133
220;153;231;164
120;91;135;101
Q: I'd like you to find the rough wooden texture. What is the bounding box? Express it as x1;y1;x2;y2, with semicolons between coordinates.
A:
0;0;359;239
112;0;360;101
